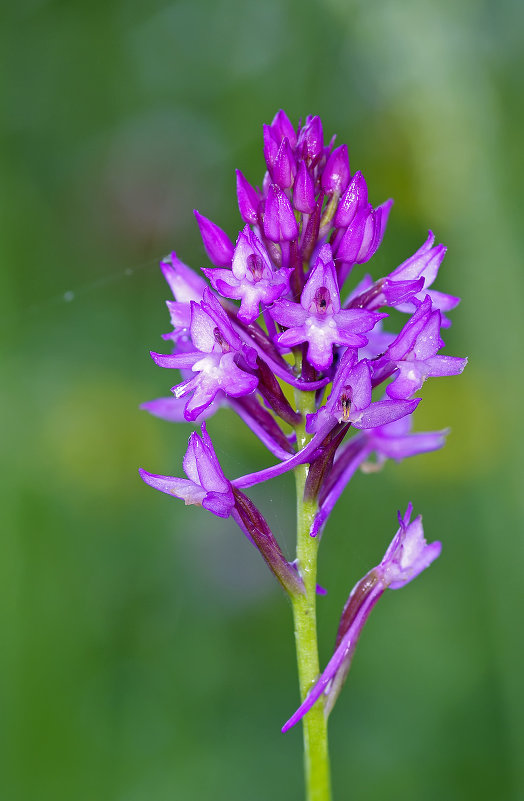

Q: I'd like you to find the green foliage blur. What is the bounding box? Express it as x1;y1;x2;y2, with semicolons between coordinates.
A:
1;1;523;799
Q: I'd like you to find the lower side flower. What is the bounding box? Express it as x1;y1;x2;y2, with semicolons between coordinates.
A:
282;504;441;732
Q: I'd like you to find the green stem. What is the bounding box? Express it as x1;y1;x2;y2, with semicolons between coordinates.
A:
291;382;332;801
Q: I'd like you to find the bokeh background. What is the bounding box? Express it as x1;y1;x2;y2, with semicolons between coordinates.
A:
2;0;523;799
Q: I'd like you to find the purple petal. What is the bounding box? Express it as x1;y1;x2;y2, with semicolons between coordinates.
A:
270;299;308;328
334;171;368;228
194;210;234;267
202;267;242;298
386;362;427;399
335;206;371;263
384;296;433;362
424;355;468;377
160;253;207;303
424;289;461;313
141;395;221;423
371;427;448;461
139;469;206;506
189;301;218;353
389;232;445;287
235;169;260;225
301;245;340;313
352;398;420;429
263;184;299;242
347;359;373;411
277;326;309;350
263;124;279;169
381;508;442;589
271;109;297;148
412;310;444;360
335;308;387;334
272;137;296;189
166;301;192;332
202;491;237;518
298;115;324;162
150;350;198;369
293;160;316;213
182;374;222;421
321;144;350;195
194;423;230;492
365;199;393;262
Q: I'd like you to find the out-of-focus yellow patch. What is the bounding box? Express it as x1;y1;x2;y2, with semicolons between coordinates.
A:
396;368;503;483
40;373;180;497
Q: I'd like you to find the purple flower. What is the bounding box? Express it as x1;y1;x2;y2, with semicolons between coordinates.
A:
270;245;386;371
375;296;467;399
282;504;441;731
389;231;460;325
203;225;291;324
139;422;235;518
380;503;442;588
150;288;258;421
307;351;419;434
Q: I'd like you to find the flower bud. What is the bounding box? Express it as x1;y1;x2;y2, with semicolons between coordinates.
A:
263;184;299;242
321;144;350;195
270;109;297;148
335;206;373;263
366;199;393;262
298;115;324;163
194;210;234;267
335;198;392;265
272;137;296;189
235;169;260;225
293;160;316;213
263;123;279;170
333;171;368;228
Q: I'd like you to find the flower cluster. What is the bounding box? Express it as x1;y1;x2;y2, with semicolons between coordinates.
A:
140;111;466;729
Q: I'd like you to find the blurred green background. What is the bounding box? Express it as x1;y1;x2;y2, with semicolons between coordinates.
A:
1;0;523;799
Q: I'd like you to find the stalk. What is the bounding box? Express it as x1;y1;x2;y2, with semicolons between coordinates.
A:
291;380;332;801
